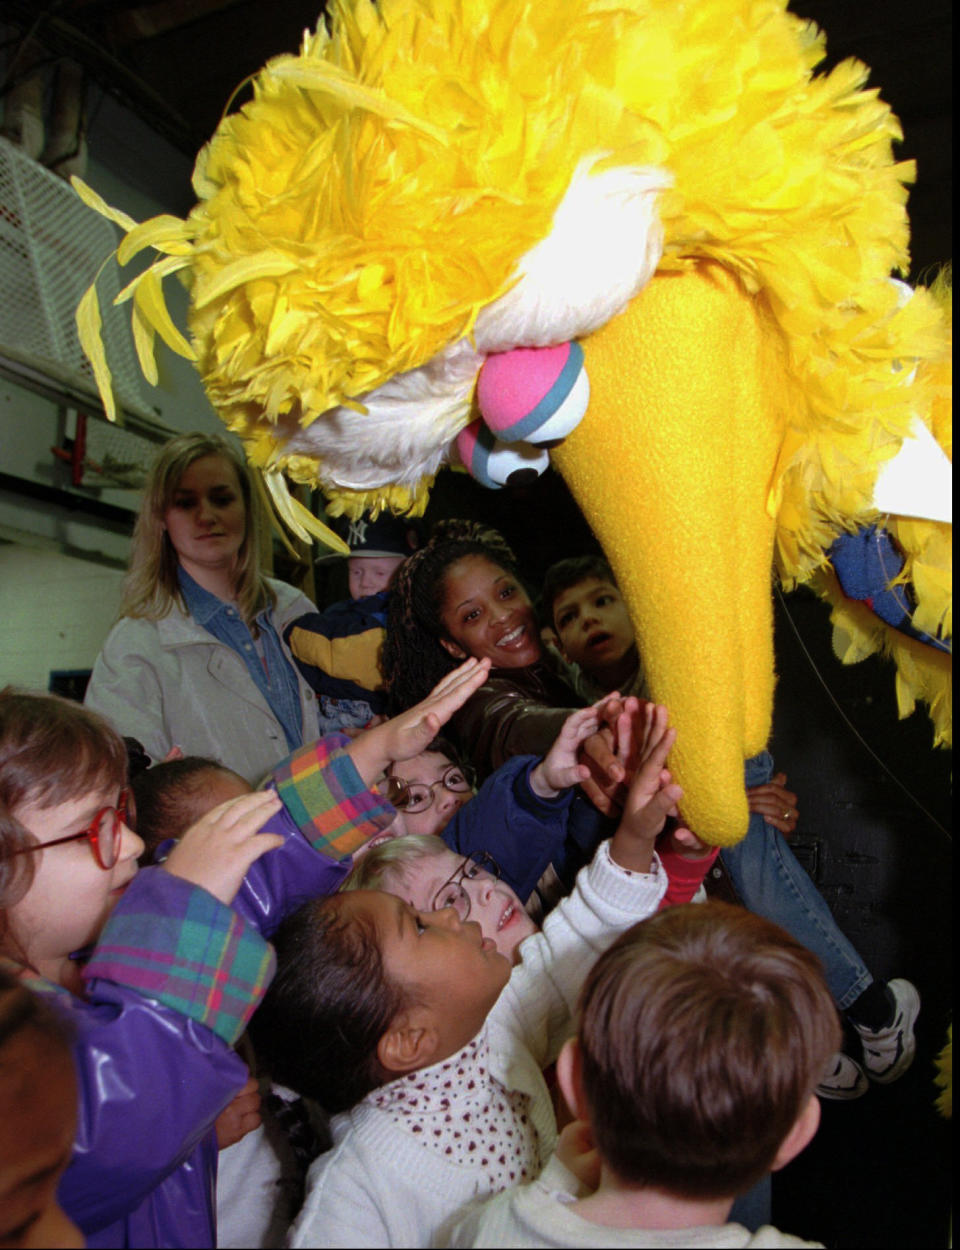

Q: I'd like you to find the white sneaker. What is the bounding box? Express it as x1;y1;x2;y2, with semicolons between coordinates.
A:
817;1052;869;1100
854;978;921;1084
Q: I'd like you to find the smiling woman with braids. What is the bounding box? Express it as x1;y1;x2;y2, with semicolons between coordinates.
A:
383;521;632;855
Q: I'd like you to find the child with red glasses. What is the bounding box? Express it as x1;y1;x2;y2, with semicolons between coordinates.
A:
0;660;491;1248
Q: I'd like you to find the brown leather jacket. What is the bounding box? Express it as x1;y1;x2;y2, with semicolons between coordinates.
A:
448;661;582;781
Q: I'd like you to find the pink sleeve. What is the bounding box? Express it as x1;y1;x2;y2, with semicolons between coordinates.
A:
655;841;720;908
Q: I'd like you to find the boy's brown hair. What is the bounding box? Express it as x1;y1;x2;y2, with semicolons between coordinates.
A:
540;554;616;632
578;901;840;1199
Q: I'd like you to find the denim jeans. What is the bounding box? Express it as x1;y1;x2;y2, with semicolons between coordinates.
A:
720;751;873;1011
729;1174;771;1231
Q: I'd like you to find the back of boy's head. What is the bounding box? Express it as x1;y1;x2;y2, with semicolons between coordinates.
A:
130;756;246;852
249;892;411;1113
578;901;840;1199
541;554;616;628
0;688;127;912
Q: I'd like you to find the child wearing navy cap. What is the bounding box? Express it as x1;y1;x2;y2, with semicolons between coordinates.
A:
285;512;422;734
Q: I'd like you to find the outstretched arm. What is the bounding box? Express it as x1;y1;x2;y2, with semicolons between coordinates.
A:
528;703;602;798
345;656;492;783
609;704;681;873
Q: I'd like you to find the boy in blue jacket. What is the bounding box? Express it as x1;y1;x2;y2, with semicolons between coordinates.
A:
284;512;422;734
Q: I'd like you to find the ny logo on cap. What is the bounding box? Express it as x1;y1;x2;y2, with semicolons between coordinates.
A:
346;518;369;548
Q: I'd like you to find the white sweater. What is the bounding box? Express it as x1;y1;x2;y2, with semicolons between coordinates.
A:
287;842;667;1249
447;1156;824;1249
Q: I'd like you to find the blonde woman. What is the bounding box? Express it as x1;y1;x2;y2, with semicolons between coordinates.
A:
85;432;321;783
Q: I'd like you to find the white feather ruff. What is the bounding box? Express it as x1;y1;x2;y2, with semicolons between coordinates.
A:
474;158;672;351
278;160;670;491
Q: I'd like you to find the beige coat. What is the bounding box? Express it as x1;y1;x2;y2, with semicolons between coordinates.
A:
85;579;321;784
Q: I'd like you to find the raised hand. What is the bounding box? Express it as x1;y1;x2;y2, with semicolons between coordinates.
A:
576;695;648;816
609;704;681;872
529;704;602;798
345;656;492;783
163;790;284;905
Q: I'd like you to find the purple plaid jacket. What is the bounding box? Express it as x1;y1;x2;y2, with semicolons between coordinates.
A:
24;734;391;1249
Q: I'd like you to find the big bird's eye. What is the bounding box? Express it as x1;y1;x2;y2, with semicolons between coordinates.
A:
455;421;551;490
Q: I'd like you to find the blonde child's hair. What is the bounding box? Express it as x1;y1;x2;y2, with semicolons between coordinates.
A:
341;833;449;895
119;431;274;626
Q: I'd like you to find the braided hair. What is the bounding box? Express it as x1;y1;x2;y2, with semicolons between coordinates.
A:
383;519;522;712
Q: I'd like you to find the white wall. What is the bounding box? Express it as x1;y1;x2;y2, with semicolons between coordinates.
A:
0;71;238;685
0;542;123;691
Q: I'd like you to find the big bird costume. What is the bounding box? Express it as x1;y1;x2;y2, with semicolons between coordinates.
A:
75;0;952;846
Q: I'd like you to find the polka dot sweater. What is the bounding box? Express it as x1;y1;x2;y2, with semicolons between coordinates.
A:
370;1031;542;1188
289;841;667;1249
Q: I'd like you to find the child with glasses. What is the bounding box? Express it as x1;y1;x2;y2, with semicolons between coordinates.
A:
373;707;714;925
250;703;713;1250
377;704;622;911
0;659;490;1248
344;818;713;963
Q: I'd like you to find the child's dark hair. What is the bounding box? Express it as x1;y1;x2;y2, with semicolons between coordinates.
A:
383;519;522;713
130;756;248;854
578;901;840;1200
1;688;127;931
0;967;73;1053
541;554;616;628
123;737;153;782
249;892;413;1113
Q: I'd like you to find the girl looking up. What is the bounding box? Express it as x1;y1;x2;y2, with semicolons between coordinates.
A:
252;703;684;1249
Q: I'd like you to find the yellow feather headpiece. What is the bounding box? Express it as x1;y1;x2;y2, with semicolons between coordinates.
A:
74;0;951;837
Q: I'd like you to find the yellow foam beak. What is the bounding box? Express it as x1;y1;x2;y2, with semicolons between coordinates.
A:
554;264;790;845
